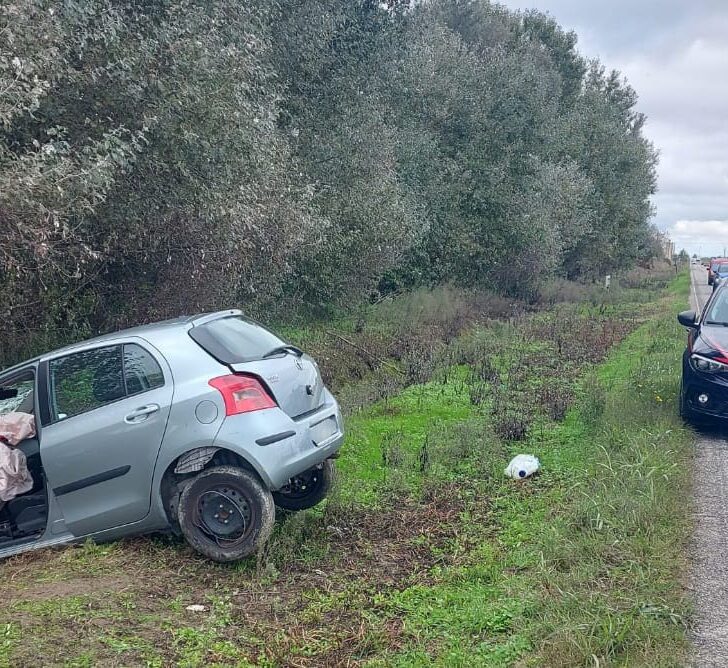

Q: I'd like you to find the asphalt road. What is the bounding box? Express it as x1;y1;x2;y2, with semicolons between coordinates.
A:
690;262;711;314
689;262;728;667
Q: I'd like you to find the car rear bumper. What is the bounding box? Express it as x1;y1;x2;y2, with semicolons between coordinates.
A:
212;390;344;490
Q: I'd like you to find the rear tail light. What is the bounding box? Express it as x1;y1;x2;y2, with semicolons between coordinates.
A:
209;374;276;415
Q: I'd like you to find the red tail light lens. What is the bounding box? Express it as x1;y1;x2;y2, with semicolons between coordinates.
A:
209;374;276;415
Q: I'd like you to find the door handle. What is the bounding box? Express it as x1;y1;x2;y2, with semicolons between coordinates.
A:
124;404;160;424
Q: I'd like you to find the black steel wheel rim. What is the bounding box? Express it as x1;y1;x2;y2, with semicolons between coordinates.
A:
279;467;322;499
194;485;254;546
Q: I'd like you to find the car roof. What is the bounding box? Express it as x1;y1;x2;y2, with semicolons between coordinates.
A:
0;309;242;377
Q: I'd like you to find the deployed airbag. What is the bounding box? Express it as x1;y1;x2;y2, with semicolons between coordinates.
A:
0;412;35;446
0;412;36;502
0;443;33;502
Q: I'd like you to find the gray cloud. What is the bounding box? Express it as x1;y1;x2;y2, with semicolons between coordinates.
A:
498;0;728;255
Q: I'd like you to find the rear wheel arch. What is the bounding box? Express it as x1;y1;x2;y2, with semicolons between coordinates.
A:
159;447;268;528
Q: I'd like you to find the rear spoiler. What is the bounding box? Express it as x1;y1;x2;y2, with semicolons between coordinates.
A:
188;310;243;328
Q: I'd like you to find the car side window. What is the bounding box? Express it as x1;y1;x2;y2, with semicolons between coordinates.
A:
124;344;164;395
0;373;35;416
49;346;124;421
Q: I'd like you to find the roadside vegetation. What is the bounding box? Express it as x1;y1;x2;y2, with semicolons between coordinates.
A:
1;2;684;666
1;0;660;366
0;266;693;667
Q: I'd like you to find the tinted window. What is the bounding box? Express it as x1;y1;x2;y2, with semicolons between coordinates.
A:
49;346;124;420
189;316;284;363
706;291;728;325
124;344;164;395
0;374;34;416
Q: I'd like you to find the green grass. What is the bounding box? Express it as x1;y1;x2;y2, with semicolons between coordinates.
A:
339;370;474;505
0;268;692;667
269;270;692;666
356;273;693;666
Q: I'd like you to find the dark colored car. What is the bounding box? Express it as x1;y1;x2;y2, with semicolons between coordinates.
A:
713;263;728;291
678;286;728;423
708;258;728;285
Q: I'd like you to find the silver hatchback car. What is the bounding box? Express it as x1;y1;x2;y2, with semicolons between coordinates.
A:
0;310;344;562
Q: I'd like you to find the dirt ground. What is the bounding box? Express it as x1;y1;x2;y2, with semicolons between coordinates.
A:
0;486;480;667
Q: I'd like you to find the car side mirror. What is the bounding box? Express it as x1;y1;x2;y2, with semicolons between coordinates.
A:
678;310;698;328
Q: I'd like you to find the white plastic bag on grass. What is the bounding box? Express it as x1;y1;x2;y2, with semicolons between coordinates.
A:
504;454;540;480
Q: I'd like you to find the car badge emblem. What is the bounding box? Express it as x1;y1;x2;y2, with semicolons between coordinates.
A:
295;359;304;370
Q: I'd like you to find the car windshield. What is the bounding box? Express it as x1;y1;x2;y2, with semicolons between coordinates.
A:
705;290;728;325
718;264;728;274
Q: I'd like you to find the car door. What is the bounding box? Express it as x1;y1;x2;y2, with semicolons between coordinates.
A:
39;340;173;536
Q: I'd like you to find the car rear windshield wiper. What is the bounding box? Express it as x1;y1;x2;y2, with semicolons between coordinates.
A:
704;320;728;326
262;344;304;359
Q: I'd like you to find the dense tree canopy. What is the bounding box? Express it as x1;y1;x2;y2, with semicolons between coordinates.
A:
0;0;658;361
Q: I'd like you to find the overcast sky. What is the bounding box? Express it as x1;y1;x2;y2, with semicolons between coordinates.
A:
498;0;728;256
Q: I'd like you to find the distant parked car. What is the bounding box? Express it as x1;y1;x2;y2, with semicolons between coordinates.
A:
713;263;728;291
708;258;728;285
678;287;728;423
0;310;344;562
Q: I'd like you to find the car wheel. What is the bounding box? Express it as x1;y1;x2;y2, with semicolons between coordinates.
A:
177;466;274;562
272;460;335;511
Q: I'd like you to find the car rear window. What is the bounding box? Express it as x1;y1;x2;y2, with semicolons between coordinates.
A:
189;316;285;364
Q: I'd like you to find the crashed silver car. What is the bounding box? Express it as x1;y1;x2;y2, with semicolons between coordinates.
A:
0;310;344;562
